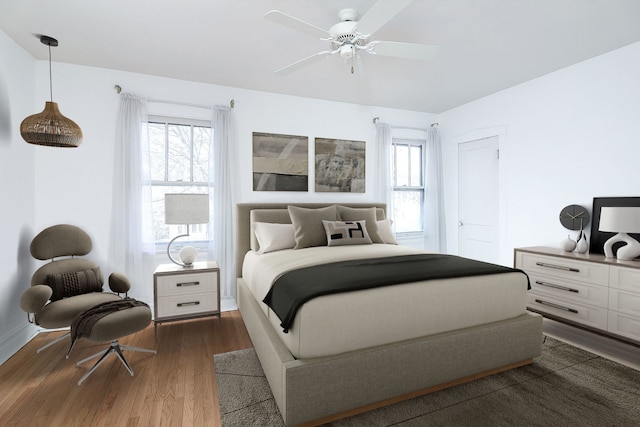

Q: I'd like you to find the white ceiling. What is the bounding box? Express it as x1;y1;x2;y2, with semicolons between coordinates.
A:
2;0;640;113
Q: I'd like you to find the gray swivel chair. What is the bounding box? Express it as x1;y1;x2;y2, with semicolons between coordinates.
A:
19;224;130;353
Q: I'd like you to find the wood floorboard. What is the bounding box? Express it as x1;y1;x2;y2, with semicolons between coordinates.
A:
0;310;252;427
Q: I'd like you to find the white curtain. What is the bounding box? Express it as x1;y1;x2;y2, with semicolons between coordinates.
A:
375;122;393;214
424;127;447;253
110;93;156;302
208;106;237;299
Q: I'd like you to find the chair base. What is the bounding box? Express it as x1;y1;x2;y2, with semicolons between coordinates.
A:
37;331;70;353
76;340;156;385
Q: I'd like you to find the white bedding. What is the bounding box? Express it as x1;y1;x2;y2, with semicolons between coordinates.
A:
242;244;529;358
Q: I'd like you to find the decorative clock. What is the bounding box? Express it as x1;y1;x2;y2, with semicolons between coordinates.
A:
559;204;590;231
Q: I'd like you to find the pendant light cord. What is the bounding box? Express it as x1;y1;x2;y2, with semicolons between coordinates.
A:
48;43;53;102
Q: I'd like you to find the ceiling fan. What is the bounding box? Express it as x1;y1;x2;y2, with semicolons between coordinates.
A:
265;0;438;75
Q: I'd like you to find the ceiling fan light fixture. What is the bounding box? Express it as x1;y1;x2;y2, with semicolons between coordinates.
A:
20;35;82;148
340;44;356;60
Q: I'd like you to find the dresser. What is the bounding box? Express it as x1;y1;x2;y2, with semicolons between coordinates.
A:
515;246;640;344
153;261;220;335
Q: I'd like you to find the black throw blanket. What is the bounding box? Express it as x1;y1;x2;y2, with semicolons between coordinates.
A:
67;298;149;356
263;254;529;333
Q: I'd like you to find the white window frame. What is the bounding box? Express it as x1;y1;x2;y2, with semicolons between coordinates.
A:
148;115;212;254
391;137;426;237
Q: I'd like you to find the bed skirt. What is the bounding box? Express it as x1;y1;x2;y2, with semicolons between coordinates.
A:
237;277;543;426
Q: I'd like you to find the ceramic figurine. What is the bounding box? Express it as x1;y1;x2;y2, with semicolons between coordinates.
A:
575;233;589;254
561;235;577;252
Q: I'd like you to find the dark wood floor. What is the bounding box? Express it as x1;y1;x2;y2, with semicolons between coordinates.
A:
0;311;253;427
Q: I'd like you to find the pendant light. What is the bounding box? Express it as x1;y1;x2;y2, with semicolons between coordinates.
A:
20;35;83;148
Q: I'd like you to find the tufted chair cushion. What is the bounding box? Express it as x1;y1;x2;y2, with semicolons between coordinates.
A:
36;292;122;329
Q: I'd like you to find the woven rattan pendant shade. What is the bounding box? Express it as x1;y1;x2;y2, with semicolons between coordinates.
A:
20;35;82;148
20;101;83;147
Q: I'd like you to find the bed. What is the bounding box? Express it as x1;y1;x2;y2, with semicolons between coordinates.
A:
235;203;542;426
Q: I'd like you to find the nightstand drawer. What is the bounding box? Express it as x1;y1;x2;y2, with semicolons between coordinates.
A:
156;292;218;318
156;272;217;297
528;273;608;307
527;292;608;330
519;253;608;285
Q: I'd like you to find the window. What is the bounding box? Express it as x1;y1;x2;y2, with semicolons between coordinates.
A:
148;116;212;249
391;138;425;234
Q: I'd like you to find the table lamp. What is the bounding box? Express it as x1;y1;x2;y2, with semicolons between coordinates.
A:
164;193;210;266
598;206;640;261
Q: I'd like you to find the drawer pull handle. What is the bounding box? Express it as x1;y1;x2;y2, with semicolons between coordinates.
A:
177;301;200;307
535;262;579;273
535;280;579;293
177;281;200;287
535;299;578;314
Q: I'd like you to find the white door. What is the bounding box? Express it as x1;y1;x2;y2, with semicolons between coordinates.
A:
458;136;499;263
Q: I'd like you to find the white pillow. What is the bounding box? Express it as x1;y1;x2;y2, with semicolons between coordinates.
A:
254;222;295;254
377;219;398;244
322;220;372;246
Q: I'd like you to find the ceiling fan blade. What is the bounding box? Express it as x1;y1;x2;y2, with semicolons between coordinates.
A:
357;0;413;36
265;10;328;39
275;51;336;75
369;41;438;60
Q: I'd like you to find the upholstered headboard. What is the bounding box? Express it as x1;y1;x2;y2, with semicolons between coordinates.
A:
235;203;386;277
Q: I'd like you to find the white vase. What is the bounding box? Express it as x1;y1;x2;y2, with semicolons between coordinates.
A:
561;235;576;252
575;233;589;254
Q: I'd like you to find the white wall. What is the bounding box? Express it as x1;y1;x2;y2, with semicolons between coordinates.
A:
439;41;640;266
0;31;37;364
0;35;435;363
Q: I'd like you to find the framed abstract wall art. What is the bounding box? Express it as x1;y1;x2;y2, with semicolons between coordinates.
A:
314;137;365;193
252;132;308;191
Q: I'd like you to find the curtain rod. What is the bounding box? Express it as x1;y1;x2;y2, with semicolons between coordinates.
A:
372;117;430;132
113;84;234;109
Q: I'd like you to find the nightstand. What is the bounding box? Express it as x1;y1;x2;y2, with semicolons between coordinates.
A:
153;261;220;337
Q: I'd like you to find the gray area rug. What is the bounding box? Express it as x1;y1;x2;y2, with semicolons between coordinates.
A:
214;337;640;426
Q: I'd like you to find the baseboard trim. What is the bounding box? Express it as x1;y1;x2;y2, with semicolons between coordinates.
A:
0;322;39;366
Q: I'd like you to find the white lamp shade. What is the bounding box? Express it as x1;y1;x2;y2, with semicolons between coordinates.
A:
598;207;640;233
164;193;210;224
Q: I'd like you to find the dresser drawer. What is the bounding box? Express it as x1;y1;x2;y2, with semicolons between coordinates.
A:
609;266;640;293
156;291;217;319
518;252;608;285
607;311;640;343
156;272;217;297
528;273;608;308
527;292;608;330
608;288;640;316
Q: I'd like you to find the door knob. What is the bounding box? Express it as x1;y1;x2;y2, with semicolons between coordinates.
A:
458;221;464;227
